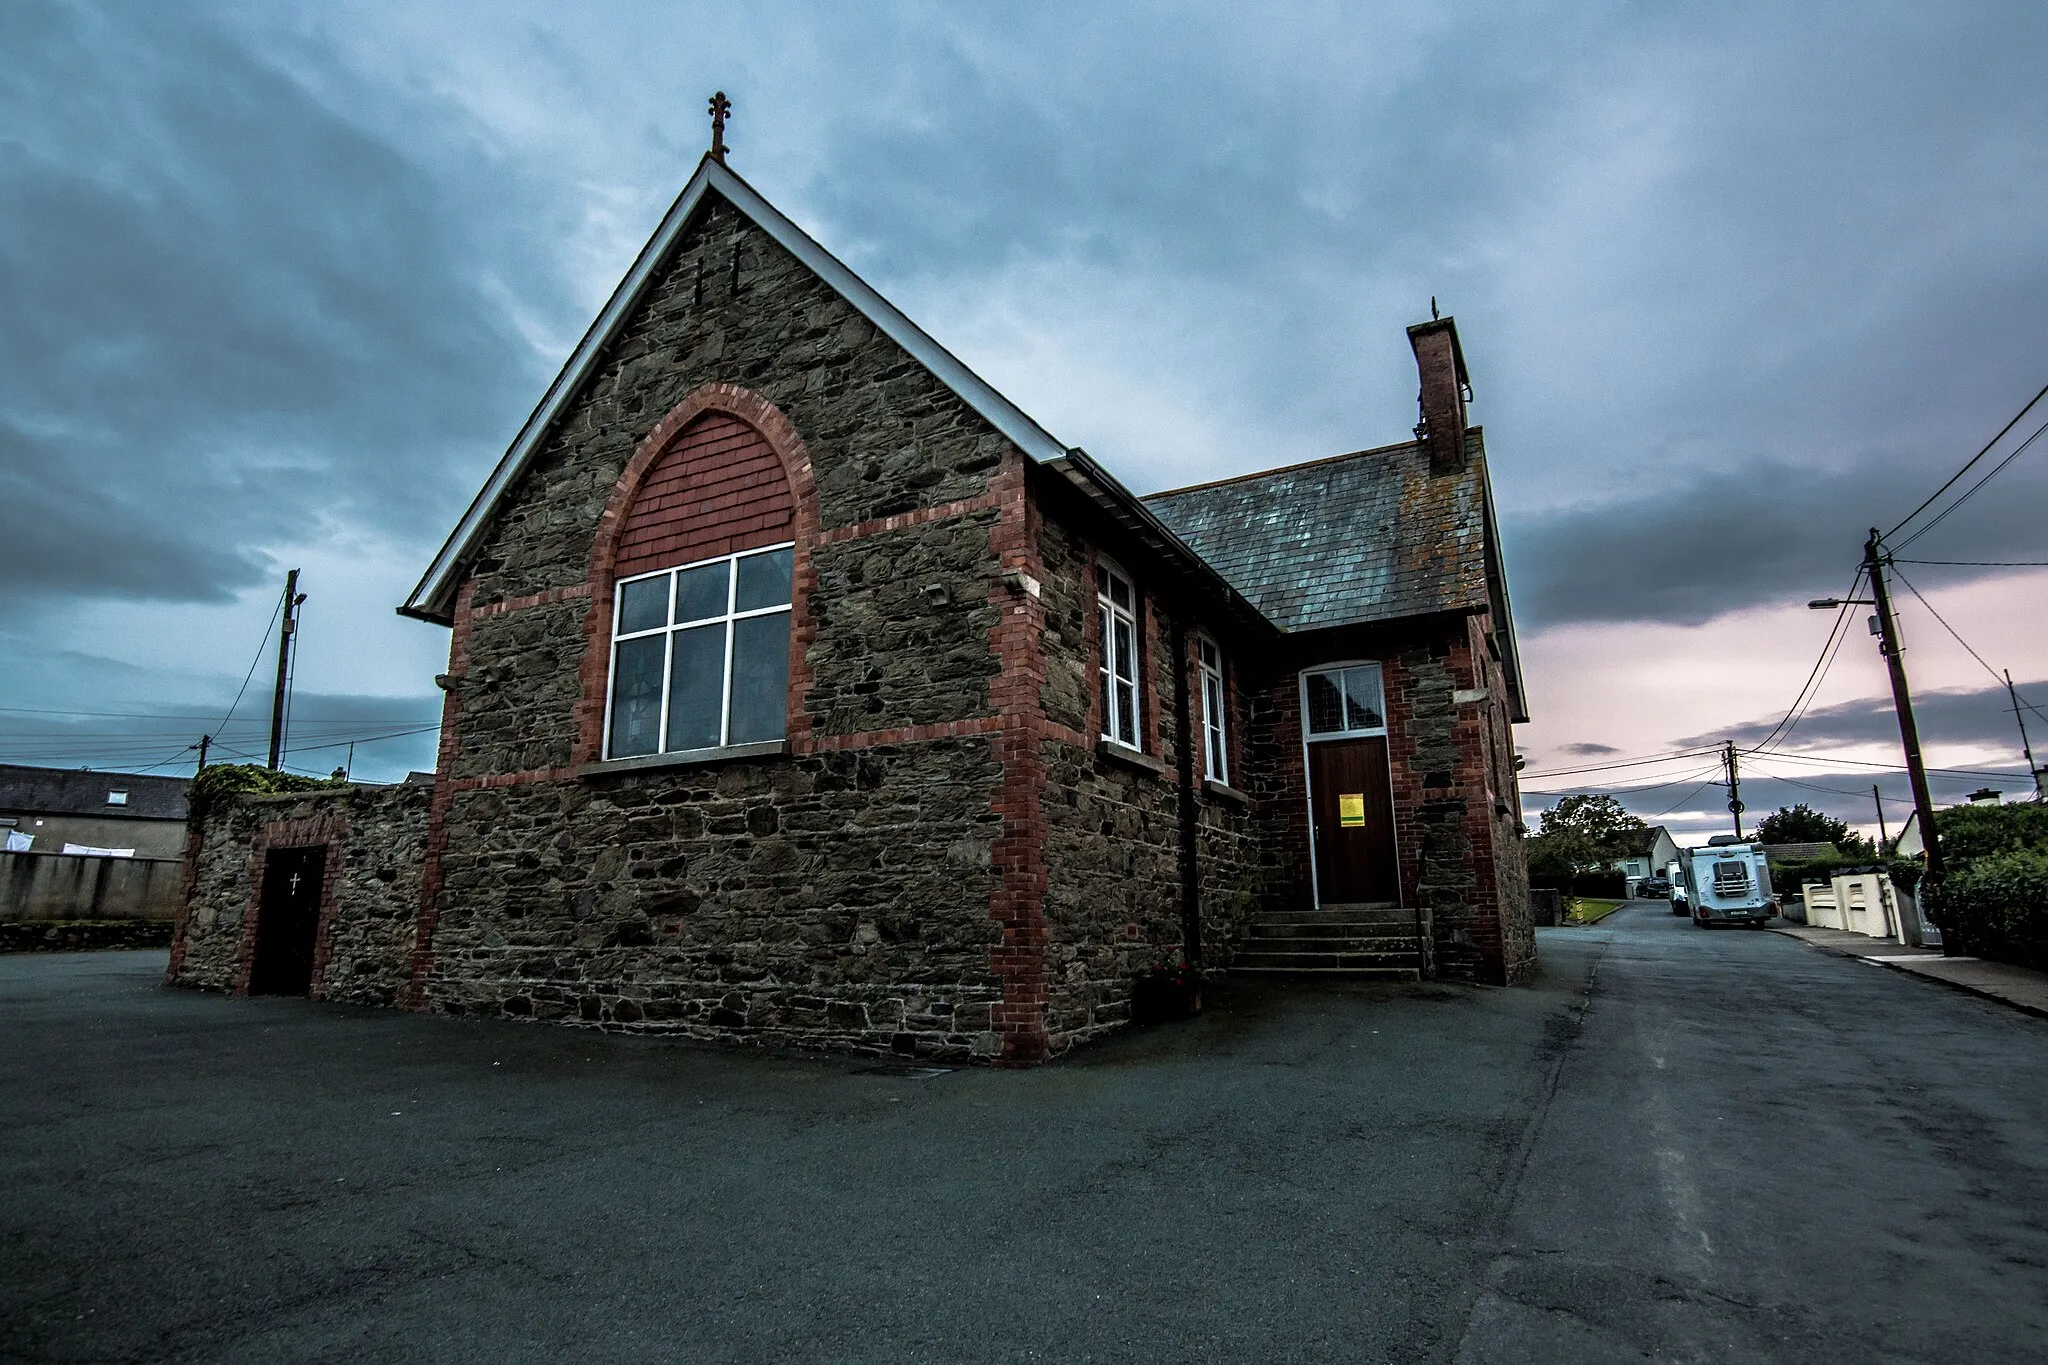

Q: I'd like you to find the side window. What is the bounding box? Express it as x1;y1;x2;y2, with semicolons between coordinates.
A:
1097;562;1142;749
1197;637;1229;785
607;544;794;759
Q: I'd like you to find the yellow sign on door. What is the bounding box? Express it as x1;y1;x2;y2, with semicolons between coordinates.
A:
1338;794;1366;827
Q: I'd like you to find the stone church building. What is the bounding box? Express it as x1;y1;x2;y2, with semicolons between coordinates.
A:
170;153;1533;1064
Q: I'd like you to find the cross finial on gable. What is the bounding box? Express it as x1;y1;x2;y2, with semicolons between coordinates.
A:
708;91;732;164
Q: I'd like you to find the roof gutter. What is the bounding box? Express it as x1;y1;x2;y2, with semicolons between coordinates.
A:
1046;447;1277;639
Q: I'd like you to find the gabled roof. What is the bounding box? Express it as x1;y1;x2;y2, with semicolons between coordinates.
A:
1142;434;1491;632
0;764;189;821
401;156;1070;623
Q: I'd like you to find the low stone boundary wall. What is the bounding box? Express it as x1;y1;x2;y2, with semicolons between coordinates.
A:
1;851;181;923
0;920;174;953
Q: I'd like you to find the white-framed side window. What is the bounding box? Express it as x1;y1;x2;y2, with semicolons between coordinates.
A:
1097;561;1142;748
606;543;794;759
1197;636;1229;784
1301;662;1386;740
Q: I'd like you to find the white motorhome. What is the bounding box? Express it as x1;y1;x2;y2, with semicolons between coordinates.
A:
1673;838;1777;928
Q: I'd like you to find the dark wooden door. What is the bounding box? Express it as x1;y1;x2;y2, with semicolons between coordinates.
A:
251;845;326;996
1308;737;1400;905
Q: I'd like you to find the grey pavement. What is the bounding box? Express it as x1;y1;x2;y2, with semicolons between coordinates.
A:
1771;920;2048;1019
3;906;2045;1363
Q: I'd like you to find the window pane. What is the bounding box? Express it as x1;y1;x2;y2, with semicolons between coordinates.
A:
1114;679;1138;746
1112;619;1137;682
1342;666;1385;730
1111;576;1133;611
617;576;669;635
608;636;666;757
673;561;729;624
665;623;726;751
1198;638;1218;671
735;547;793;612
1305;672;1344;734
728;611;791;744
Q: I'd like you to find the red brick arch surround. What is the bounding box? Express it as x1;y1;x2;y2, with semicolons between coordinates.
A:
573;383;821;765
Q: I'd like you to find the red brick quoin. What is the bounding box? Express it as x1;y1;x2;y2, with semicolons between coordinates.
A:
573;383;821;765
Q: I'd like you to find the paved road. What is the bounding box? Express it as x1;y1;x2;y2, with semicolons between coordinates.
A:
2;906;2043;1362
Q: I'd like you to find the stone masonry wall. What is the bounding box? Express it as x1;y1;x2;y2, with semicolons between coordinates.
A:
170;783;428;1006
424;744;1006;1056
413;190;1031;1057
1030;497;1261;1046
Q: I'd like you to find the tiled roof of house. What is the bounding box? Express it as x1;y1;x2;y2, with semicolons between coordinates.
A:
1760;841;1837;861
0;764;189;821
1142;434;1491;632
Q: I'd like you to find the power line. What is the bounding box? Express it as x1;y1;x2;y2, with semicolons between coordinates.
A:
1522;761;1723;799
1895;559;2048;568
1518;747;1721;781
1749;564;1865;757
1892;413;2048;554
1886;380;2048;539
213;587;287;740
1744;747;2020;780
1888;567;2048;721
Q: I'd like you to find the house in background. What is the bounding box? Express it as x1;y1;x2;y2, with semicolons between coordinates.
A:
0;765;188;858
172;151;1533;1062
1612;825;1680;888
1;765;188;929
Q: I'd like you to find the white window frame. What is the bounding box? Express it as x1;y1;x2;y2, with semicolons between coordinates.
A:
1097;560;1143;749
604;542;794;760
1196;636;1229;785
1299;661;1388;743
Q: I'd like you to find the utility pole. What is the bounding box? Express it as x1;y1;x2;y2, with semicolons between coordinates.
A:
2007;670;2044;801
267;569;304;771
1872;784;1888;851
1723;740;1744;840
194;734;211;774
1862;530;1943;885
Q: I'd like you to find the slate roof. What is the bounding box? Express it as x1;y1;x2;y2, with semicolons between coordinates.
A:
0;764;189;821
1615;825;1675;858
1142;434;1492;633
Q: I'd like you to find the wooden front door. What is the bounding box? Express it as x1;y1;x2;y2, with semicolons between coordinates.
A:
1308;737;1400;905
250;845;326;996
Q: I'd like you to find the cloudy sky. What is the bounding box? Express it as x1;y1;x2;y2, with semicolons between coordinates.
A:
4;0;2044;841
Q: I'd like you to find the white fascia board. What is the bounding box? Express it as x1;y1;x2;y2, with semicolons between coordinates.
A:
401;157;1068;623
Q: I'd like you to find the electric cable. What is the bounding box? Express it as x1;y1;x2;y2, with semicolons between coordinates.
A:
1891;413;2048;554
1886;380;2048;540
1888;566;2048;720
1750;565;1865;756
212;588;286;740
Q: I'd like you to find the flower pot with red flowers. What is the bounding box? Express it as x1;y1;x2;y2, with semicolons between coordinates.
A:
1130;959;1203;1024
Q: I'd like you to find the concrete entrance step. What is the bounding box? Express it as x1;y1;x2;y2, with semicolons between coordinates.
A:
1233;949;1424;973
1245;921;1420;942
1253;906;1414;926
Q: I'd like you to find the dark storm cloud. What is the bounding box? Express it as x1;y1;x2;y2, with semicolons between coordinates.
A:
1505;454;2048;627
1677;680;2048;757
0;0;552;611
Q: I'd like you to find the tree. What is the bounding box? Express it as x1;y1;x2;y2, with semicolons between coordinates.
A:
1756;803;1853;850
1527;794;1647;878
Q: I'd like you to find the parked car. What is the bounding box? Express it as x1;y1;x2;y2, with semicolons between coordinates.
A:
1636;874;1672;899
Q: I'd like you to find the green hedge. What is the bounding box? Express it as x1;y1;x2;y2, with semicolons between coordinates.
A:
189;763;346;817
1928;848;2048;967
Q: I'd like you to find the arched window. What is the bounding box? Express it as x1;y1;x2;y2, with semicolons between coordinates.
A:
603;412;796;759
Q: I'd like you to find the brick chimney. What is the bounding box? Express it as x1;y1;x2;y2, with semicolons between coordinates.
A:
1407;316;1470;476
